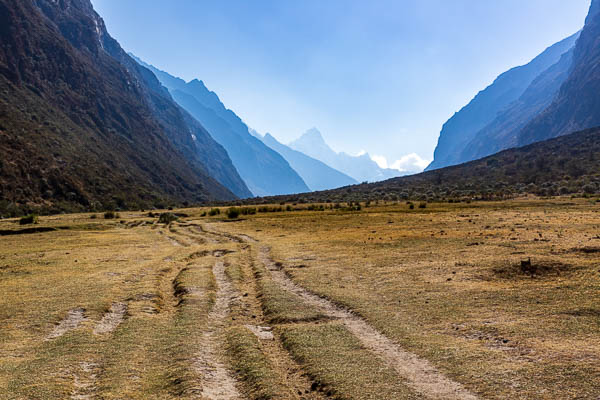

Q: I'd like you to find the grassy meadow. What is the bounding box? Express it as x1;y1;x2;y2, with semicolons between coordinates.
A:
0;198;599;399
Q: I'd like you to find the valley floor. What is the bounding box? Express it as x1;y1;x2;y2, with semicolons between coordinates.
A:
0;199;599;399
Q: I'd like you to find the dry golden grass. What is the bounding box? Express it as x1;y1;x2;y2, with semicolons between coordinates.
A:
1;198;599;399
222;198;600;399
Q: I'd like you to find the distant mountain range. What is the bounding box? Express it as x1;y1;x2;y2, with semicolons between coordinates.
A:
247;126;600;204
256;132;357;191
132;58;309;197
0;0;249;215
289;128;403;183
3;0;600;215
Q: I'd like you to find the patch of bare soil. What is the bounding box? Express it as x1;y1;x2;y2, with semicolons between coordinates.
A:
70;361;99;400
244;325;274;340
259;247;479;400
237;234;257;243
193;260;242;399
93;302;127;335
46;308;87;340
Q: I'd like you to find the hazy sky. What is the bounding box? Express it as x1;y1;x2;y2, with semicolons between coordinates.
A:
92;0;590;170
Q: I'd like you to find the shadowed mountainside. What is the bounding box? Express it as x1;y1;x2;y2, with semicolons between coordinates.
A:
518;0;600;146
460;46;576;162
427;32;580;170
0;0;251;215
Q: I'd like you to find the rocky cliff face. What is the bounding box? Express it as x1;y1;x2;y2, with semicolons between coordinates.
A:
0;0;249;213
426;32;579;170
518;0;600;146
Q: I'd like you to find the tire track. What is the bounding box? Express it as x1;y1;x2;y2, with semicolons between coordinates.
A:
46;308;87;340
193;260;242;399
93;302;127;335
258;246;479;400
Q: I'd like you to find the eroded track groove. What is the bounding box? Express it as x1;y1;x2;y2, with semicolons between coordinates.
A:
258;246;479;400
193;260;242;399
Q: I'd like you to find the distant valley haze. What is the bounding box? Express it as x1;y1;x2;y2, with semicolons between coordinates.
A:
91;0;590;175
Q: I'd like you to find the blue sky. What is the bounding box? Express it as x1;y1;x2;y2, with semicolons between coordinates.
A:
92;0;590;171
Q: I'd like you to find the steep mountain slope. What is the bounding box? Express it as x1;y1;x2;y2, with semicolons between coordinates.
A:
133;58;310;197
427;32;580;170
0;0;249;214
259;133;357;191
250;127;600;204
518;0;600;146
460;46;576;161
289;128;402;183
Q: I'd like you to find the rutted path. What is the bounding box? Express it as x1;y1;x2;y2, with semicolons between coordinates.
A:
194;260;242;400
258;246;480;400
46;308;87;340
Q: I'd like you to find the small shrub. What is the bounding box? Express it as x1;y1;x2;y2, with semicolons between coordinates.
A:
200;211;207;217
19;214;38;225
409;203;415;210
208;208;220;216
90;214;97;219
418;202;427;209
104;211;117;219
158;212;178;224
583;184;597;194
227;208;240;219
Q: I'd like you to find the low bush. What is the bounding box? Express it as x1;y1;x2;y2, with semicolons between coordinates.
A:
158;212;178;224
19;214;38;225
208;208;220;216
227;208;240;219
104;211;119;219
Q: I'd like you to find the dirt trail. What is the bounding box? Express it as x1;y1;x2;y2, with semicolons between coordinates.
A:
193;260;242;400
46;308;87;340
258;247;479;400
93;302;127;335
231;245;327;400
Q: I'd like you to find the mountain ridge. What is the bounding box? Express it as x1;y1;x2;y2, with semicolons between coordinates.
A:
132;56;310;197
289;128;402;183
426;31;580;171
0;0;247;215
259;132;358;191
517;0;600;146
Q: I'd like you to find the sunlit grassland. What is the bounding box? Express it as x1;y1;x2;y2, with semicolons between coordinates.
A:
222;198;600;399
0;198;599;399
